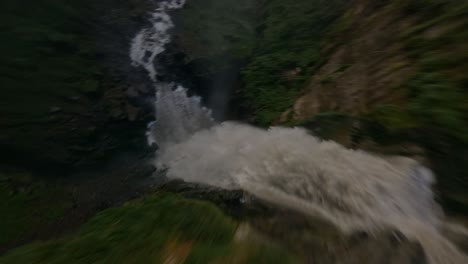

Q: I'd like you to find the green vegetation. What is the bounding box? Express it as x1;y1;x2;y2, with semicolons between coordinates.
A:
2;0;468;260
372;3;468;134
320;64;351;84
257;0;468;210
361;0;468;209
368;74;467;139
0;193;297;263
367;105;416;133
241;0;346;125
172;0;347;125
406;74;467;141
172;0;257;61
0;170;72;246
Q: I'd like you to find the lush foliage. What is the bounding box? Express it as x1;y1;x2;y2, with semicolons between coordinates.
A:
407;74;467;141
0;193;296;263
369;1;468;142
171;0;347;125
172;0;257;61
241;0;346;125
360;0;468;209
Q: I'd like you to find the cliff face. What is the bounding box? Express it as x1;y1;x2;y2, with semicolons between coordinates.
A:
282;0;415;121
281;0;468;211
283;0;468;134
0;0;155;168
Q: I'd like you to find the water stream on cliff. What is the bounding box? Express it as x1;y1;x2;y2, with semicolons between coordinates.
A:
130;1;468;263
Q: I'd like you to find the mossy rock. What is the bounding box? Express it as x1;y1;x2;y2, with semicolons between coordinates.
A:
0;193;297;264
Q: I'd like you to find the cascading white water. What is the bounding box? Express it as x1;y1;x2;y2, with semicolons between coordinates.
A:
157;123;467;264
130;0;186;81
130;1;468;263
150;83;213;148
130;0;213;147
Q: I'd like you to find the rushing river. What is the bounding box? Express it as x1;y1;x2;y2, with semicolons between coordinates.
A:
129;1;468;263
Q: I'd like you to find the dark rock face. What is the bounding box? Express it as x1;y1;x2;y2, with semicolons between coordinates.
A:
0;0;157;170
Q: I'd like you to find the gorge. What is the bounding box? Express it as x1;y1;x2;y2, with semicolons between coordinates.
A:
1;0;468;263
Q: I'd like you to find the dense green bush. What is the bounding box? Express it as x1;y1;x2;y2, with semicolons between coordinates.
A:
406;73;468;141
172;0;257;60
373;0;468;143
241;0;346;125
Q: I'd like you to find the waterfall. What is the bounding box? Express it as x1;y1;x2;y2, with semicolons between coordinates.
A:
129;1;468;263
130;0;213;148
157;123;468;264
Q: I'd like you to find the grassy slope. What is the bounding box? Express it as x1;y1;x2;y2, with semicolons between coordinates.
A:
393;0;468;210
0;193;297;263
0;170;72;246
367;0;468;141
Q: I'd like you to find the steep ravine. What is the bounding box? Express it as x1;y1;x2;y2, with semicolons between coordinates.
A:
133;0;468;263
1;0;468;263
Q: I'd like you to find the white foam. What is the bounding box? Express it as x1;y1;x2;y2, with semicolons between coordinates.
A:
157;122;468;264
